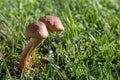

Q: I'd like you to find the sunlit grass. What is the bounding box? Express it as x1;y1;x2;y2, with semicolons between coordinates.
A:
0;0;120;79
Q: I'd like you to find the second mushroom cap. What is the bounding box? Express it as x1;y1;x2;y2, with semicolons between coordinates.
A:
39;15;64;31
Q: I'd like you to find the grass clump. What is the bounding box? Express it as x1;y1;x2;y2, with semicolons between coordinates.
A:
0;0;120;79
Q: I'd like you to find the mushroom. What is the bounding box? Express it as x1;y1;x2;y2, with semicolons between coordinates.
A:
19;21;49;71
19;15;64;71
39;15;64;31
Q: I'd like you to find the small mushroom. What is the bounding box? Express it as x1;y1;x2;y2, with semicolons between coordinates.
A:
40;58;50;64
39;15;64;31
19;21;48;71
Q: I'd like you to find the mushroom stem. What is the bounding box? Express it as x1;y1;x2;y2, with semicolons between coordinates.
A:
19;38;44;71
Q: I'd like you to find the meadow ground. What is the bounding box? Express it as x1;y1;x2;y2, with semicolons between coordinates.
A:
0;0;120;79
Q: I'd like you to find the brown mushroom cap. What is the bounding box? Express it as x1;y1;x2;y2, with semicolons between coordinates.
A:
39;15;64;31
25;21;48;39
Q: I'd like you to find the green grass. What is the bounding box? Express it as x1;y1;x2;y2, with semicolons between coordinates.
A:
0;0;120;79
